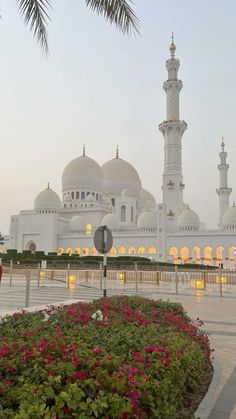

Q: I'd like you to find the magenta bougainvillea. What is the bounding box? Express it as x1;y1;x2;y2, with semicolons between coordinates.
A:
0;296;212;418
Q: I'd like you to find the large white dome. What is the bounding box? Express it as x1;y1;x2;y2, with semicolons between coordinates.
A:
139;188;156;210
222;205;236;228
101;213;120;230
34;186;61;211
62;155;104;191
178;207;200;231
69;215;85;232
102;157;141;197
137;211;157;229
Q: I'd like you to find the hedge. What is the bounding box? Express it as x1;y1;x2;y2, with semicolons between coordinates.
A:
0;296;212;418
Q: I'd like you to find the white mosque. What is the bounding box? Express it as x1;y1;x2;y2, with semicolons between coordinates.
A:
5;38;236;267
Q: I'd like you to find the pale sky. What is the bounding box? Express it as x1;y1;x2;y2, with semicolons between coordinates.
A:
1;0;236;233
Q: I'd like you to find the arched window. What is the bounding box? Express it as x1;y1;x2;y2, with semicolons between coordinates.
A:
121;205;126;222
81;191;85;200
71;192;74;199
57;247;64;255
96;193;99;201
66;248;72;256
85;224;92;235
76;191;79;199
131;207;134;222
111;198;115;207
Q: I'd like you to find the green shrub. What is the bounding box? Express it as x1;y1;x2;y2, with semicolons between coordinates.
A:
0;296;212;418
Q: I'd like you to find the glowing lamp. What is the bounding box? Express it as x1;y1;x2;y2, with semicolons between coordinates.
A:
216;276;227;284
118;272;125;281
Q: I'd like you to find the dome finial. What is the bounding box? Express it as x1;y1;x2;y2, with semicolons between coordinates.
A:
221;136;225;151
169;31;176;58
116;145;119;159
47;182;50;189
83;144;86;157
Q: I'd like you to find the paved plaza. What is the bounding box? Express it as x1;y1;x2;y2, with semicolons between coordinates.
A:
0;274;236;418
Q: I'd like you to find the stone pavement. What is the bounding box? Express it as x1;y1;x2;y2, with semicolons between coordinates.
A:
0;276;236;418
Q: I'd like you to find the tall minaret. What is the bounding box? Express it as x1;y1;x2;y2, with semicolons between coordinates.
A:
216;137;232;227
159;35;187;221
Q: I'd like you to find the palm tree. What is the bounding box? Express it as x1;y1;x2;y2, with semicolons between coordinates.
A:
16;0;139;54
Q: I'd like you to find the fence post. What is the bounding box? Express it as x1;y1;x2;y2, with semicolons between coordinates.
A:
134;262;138;292
67;263;70;289
9;259;13;286
37;263;40;287
202;270;206;290
175;265;179;294
99;262;103;290
25;270;31;308
219;266;223;297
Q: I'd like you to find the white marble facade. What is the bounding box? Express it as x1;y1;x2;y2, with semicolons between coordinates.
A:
6;39;236;267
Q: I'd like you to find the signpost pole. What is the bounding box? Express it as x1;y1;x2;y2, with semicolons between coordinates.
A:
103;253;107;298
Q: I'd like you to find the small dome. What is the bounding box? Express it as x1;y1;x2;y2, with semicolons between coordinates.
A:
137;211;157;229
69;215;85;232
139;188;156;210
178;207;200;231
62;155;104;191
102;157;141;197
34;186;61;210
87;193;95;202
121;188;132;197
101;213;120;230
222;205;236;228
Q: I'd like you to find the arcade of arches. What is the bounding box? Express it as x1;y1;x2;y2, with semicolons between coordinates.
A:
169;246;236;268
56;246;157;257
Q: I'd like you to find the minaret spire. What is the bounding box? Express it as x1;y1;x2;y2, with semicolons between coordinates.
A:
116;145;119;159
159;38;187;227
169;32;176;58
216;138;232;227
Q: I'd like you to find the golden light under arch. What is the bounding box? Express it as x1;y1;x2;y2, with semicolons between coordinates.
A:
118;246;126;255
148;246;157;255
180;246;190;261
85;224;92;235
128;246;136;254
169;246;178;263
137;246;146;254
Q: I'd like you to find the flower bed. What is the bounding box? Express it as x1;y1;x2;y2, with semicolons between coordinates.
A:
0;296;212;418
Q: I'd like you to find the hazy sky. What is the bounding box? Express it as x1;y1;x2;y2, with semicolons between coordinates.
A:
1;0;236;233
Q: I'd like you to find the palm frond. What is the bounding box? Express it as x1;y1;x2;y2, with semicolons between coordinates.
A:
85;0;139;35
16;0;51;54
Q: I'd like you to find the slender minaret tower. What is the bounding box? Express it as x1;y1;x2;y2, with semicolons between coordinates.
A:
216;137;232;227
159;35;187;220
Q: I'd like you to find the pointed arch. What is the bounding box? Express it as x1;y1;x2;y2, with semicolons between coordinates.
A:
169;246;178;263
128;246;136;254
192;246;201;262
180;246;190;262
137;246;146;254
148;246;157;255
118;246;126;255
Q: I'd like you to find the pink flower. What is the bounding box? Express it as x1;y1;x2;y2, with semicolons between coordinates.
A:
91;347;102;355
145;345;165;353
71;370;89;382
0;346;10;357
